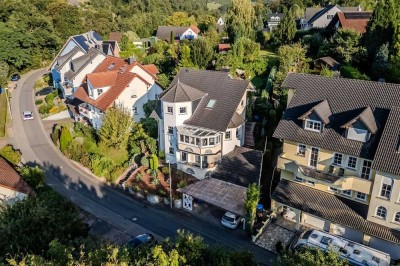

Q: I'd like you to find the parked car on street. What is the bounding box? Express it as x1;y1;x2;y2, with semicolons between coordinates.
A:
22;111;34;120
11;74;20;81
35;87;56;96
221;212;243;229
126;233;157;249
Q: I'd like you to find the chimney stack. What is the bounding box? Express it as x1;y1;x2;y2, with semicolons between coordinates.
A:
126;56;137;65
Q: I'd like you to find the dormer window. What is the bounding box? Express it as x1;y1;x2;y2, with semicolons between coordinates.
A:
98;89;103;96
305;119;322;132
341;107;377;143
206;99;216;108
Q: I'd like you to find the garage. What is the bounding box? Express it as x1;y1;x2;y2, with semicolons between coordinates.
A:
369;236;400;260
304;213;330;231
332;224;363;243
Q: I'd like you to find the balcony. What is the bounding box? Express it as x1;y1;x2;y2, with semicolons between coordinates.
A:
59;81;73;96
185;161;217;169
277;154;372;194
78;104;93;119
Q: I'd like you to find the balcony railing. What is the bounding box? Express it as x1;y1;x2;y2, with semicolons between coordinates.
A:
298;165;341;183
183;161;217;169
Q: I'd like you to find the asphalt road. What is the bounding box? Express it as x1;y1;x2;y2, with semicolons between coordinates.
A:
11;69;277;265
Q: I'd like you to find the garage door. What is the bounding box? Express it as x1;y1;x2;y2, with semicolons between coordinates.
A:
304;214;330;231
332;224;363;243
369;237;400;260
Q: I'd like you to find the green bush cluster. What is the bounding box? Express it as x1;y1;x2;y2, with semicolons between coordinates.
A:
161;166;169;175
158;150;166;160
0;145;22;166
340;66;370;80
45;91;58;105
38;104;52;114
141;156;149;167
35;99;43;105
60;126;73;153
149;154;159;170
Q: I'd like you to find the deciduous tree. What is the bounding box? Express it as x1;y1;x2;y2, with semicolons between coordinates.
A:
98;107;133;149
278;248;348;266
226;0;256;42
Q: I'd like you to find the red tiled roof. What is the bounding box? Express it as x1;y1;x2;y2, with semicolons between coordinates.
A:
0;157;35;196
218;43;231;52
87;72;118;88
143;64;160;75
189;25;200;34
337;12;372;33
93;56;130;73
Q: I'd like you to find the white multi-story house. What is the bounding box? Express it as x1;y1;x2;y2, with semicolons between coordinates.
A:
49;31;119;98
151;68;254;179
156;25;200;43
73;56;163;129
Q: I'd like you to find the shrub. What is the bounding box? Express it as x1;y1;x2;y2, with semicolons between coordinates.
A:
90;154;115;181
151;169;158;177
60;126;73;153
149;157;154;170
19;166;45;189
161;166;169;175
177;179;188;189
151;154;158;169
51;126;61;145
136;173;142;181
158;150;165;160
340;66;370;80
146;137;157;154
45;91;58;105
74;122;96;140
158;189;167;197
151;177;160;185
146;169;152;175
140;156;149;167
39;104;52;114
49;106;59;113
132;184;140;192
0;145;22;165
35;99;43;105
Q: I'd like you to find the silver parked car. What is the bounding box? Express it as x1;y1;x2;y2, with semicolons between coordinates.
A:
22;111;34;120
221;212;243;229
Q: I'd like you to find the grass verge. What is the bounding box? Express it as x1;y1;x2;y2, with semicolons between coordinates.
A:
0;91;7;138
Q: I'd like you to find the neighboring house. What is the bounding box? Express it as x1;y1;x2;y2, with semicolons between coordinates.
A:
109;32;123;43
0;157;34;205
327;11;373;33
50;31;120;97
52;48;106;98
150;68;255;179
73;56;163;129
266;12;284;31
301;5;362;30
313;56;341;71
271;73;400;259
133;37;158;49
217;43;231;53
156;25;200;43
142;64;160;76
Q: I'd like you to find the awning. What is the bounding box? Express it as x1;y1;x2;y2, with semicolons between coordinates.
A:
178;178;247;216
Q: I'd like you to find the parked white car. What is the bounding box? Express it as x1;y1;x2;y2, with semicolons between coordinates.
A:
22;111;33;120
221;212;243;229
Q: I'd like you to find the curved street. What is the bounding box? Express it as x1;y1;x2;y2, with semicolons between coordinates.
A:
10;69;276;265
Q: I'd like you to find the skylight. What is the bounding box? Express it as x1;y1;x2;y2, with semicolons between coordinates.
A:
108;63;115;71
206;99;216;108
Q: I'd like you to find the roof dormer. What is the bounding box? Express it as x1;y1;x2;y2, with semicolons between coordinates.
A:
341;106;377;142
298;100;332;132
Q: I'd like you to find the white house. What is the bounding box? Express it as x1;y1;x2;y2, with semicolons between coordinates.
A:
73;56;163;129
156;25;200;43
301;5;362;30
266;12;284;31
0;157;34;206
151;68;254;179
50;31;120;97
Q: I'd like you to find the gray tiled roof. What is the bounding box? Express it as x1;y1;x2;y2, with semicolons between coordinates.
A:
212;146;263;187
228;112;245;128
372;107;400;175
64;48;102;81
55;47;82;70
161;80;206;102
308;5;336;24
273;73;400;161
341;106;377;134
156;26;191;42
272;179;400;244
298;99;332;124
170;68;250;132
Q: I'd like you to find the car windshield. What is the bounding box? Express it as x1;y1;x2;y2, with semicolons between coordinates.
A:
24;113;32;117
223;215;235;223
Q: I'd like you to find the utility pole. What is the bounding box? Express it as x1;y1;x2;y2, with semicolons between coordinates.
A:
168;161;173;210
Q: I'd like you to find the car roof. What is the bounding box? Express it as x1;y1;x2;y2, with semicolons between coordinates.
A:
23;111;32;115
224;212;237;218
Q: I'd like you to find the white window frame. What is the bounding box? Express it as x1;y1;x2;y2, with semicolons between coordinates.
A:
225;131;231;140
376;206;387;220
394;212;400;223
328;187;338;193
132;106;138;115
309;147;319;168
167;106;173;114
305;119;322;132
380;183;392;199
341;190;352;197
355;192;366;201
332;153;343;166
294;176;303;182
297;144;306;157
168;126;174;135
169;147;174;154
347;156;358;170
179;107;187;114
360;159;372;180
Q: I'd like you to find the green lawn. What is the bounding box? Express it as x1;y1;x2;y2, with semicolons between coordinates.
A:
0;91;8;138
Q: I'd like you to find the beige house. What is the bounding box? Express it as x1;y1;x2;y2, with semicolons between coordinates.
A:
271;73;400;259
0;157;35;205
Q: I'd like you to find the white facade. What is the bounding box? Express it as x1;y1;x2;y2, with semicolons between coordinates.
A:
71;54;106;89
179;28;198;41
0;187;28;206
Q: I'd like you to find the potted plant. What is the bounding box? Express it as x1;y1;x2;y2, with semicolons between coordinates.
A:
147;189;160;204
133;185;144;199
